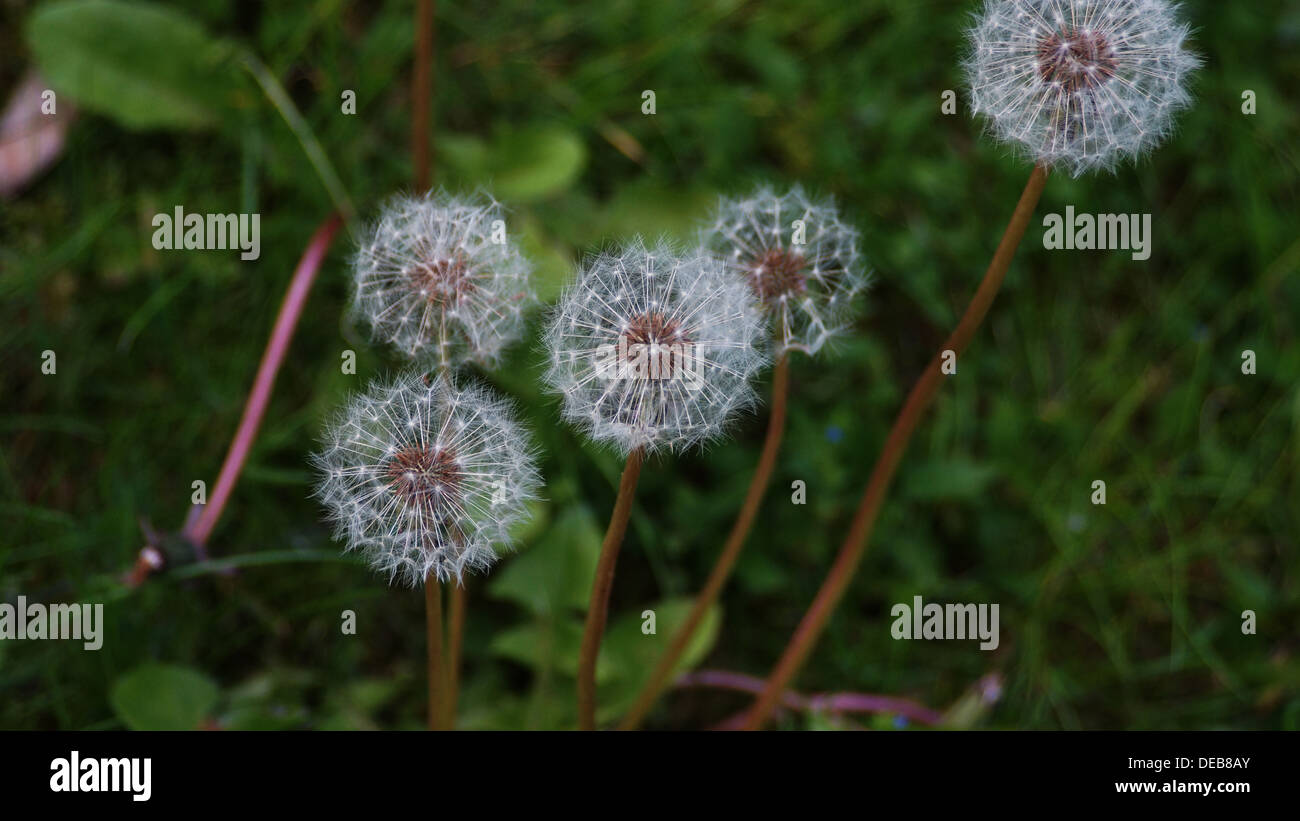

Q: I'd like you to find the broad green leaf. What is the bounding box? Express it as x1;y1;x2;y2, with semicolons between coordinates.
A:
488;505;602;616
598;181;716;244
26;0;241;130
110;663;219;730
439;125;585;202
489;619;590;677
597;597;722;722
438;133;491;180
491;125;586;202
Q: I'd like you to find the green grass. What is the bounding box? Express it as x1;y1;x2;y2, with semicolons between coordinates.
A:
1;0;1297;730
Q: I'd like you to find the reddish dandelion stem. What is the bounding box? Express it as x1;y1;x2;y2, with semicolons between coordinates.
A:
184;214;342;549
412;0;436;190
445;581;465;728
425;572;447;730
742;165;1049;730
619;353;791;729
578;448;645;730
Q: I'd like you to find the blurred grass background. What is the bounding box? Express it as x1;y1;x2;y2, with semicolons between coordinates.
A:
1;0;1297;730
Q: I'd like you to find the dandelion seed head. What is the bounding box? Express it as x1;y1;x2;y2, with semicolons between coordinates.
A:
964;0;1199;176
312;373;541;587
701;186;870;357
543;237;766;456
351;190;535;369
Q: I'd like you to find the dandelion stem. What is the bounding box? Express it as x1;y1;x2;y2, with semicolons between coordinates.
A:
413;0;449;731
412;0;436;190
445;580;465;728
425;572;447;730
742;164;1049;730
618;353;791;730
184;214;342;549
578;447;645;730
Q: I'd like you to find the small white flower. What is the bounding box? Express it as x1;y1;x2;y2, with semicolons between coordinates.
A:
351;190;535;369
312;373;540;586
965;0;1199;176
544;238;766;455
701;185;869;356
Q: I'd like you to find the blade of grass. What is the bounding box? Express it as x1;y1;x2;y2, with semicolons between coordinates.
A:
241;51;357;227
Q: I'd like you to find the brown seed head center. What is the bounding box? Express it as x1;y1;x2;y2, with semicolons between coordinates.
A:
407;246;474;306
748;248;809;306
624;312;689;348
1037;29;1117;92
385;445;463;513
623;312;691;377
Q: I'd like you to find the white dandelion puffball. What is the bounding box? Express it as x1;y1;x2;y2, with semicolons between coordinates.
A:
351;191;536;369
544;238;766;456
701;185;870;357
313;373;540;586
965;0;1199;177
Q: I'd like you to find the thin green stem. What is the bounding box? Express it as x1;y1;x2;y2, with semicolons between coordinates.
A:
241;52;357;227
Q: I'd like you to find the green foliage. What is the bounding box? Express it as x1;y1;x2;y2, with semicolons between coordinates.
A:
441;124;588;203
598;598;721;723
900;458;999;502
110;664;219;730
2;0;1297;730
490;505;603;616
25;0;244;130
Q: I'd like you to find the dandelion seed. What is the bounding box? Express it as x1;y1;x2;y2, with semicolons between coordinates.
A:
544;238;766;455
701;186;870;356
964;0;1199;176
312;373;540;586
351;190;535;369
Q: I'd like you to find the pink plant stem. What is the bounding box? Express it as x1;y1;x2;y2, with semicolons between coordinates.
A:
676;670;943;727
184;214;343;549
